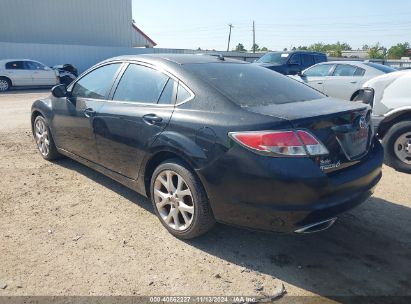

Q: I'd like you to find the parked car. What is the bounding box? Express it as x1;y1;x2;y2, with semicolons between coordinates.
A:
254;51;327;75
0;59;59;91
354;70;411;173
52;64;78;86
31;54;383;239
290;61;396;101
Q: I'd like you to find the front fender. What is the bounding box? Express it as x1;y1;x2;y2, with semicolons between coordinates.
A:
31;98;53;132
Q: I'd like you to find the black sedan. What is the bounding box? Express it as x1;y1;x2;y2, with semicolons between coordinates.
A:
31;54;384;239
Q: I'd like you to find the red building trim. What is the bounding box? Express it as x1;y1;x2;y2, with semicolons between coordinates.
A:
132;23;157;47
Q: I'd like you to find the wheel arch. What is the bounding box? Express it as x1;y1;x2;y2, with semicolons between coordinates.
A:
143;149;199;198
378;109;411;139
350;90;361;101
0;75;12;86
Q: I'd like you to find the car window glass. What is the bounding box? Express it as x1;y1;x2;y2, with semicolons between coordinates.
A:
301;54;315;67
5;61;24;70
113;64;169;103
25;61;48;70
176;83;191;104
72;63;121;100
354;67;365;76
158;78;176;104
289;54;301;65
333;65;358;76
185;63;323;106
303;64;333;77
314;55;327;63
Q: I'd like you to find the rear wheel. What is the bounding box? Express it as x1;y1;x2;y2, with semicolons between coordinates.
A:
382;121;411;173
0;77;11;92
33;115;61;160
150;159;215;239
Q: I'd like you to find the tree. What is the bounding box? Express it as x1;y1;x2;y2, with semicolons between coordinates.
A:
387;42;410;59
234;43;246;52
362;44;370;51
283;48;288;52
251;43;260;52
368;43;386;59
260;46;269;52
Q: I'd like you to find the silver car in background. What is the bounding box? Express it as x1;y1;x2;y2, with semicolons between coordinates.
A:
290;61;396;101
0;59;59;92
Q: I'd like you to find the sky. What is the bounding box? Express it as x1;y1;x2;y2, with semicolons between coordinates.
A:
132;0;411;51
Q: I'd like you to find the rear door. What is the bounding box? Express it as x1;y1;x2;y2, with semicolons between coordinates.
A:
25;61;58;86
323;64;365;100
95;63;180;179
300;64;335;93
4;61;32;86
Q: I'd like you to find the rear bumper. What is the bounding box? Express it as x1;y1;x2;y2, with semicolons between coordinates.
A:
198;138;384;233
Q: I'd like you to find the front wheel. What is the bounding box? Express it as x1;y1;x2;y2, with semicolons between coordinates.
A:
150;159;215;239
382;121;411;173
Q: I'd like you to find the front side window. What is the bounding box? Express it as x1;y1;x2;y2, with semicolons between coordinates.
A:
303;64;334;77
256;52;289;65
333;65;359;77
5;61;24;70
113;64;169;103
71;63;121;100
289;54;301;65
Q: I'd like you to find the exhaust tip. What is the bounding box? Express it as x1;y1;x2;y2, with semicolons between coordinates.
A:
295;218;337;234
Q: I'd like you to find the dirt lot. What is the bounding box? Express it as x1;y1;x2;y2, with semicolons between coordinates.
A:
0;90;410;301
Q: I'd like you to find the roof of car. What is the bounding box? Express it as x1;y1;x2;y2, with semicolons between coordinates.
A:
108;54;247;65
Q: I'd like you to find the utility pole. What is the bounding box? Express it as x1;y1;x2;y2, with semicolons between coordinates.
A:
252;20;256;53
227;24;234;52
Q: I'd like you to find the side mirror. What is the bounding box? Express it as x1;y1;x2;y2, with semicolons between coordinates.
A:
297;71;304;77
51;84;68;98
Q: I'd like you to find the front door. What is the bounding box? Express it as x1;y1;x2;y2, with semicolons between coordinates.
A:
300;63;335;93
51;63;123;163
95;63;177;179
322;64;365;100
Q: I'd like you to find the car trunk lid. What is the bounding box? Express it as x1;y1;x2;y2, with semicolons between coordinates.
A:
244;98;373;172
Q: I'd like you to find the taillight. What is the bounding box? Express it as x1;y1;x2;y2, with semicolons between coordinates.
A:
229;130;329;157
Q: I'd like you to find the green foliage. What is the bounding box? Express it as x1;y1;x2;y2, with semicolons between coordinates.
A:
368;43;386;59
387;42;410;59
260;47;269;52
234;43;247;52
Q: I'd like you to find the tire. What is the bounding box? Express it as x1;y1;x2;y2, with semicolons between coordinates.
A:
150;159;215;239
33;115;61;161
382;121;411;173
0;77;11;92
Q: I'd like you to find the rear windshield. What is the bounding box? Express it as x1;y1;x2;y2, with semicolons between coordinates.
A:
363;62;396;73
184;63;324;107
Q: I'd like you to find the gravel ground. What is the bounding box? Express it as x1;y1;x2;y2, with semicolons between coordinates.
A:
0;90;410;301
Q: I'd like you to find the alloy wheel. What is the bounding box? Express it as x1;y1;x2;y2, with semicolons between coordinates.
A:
0;79;9;92
34;118;50;157
153;170;195;231
394;131;411;165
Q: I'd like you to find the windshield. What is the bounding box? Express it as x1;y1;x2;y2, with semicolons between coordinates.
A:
184;63;324;107
364;62;396;73
257;52;289;65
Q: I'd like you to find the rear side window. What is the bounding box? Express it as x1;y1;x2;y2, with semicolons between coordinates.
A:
158;78;177;104
333;64;359;77
25;61;48;70
6;61;25;70
301;54;315;67
185;63;323;107
113;64;169;103
303;64;334;77
354;67;365;76
176;83;192;103
314;55;327;63
71;63;121;100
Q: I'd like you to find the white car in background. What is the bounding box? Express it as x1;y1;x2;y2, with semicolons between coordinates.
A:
290;61;396;101
0;59;60;92
354;70;411;173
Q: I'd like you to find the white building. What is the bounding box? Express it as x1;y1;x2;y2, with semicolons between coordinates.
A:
0;0;156;71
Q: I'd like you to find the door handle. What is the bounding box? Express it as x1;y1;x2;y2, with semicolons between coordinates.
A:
317;82;323;85
143;114;163;125
350;81;357;84
84;108;96;118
